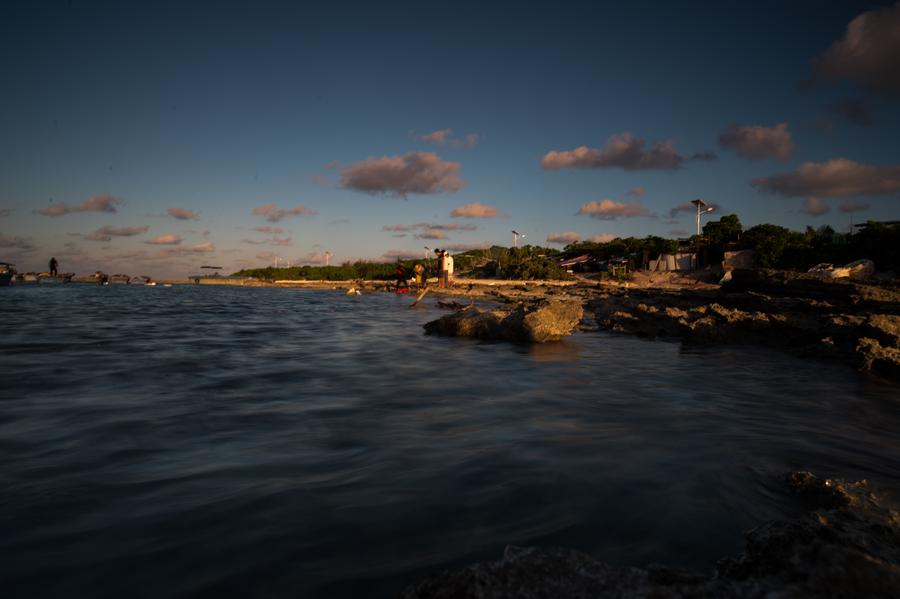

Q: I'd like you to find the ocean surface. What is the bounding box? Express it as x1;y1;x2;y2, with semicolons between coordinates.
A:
1;284;898;598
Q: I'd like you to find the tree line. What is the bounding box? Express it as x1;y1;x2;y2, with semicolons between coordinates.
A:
232;218;899;281
561;216;898;273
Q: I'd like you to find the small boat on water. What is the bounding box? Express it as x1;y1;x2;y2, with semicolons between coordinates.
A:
16;272;40;284
0;262;15;287
109;274;130;285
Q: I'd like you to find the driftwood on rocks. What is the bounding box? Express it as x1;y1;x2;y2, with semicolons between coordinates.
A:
423;299;584;343
402;472;900;599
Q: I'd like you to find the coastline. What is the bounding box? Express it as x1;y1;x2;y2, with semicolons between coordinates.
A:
180;270;900;381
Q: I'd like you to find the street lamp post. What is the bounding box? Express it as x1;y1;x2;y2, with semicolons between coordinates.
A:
324;251;333;266
511;230;525;248
691;199;715;236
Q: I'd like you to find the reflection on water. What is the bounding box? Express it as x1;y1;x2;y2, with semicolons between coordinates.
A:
0;285;897;598
526;339;581;362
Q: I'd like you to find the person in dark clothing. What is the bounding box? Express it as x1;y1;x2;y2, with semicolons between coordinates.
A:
49;257;58;276
395;262;407;291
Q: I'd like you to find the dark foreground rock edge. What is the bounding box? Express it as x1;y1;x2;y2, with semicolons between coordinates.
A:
402;472;900;599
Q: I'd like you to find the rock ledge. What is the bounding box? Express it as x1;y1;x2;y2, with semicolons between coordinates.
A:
403;472;900;598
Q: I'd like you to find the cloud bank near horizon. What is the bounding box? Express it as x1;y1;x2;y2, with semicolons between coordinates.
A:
36;195;124;217
83;225;149;242
753;159;900;198
252;204;318;222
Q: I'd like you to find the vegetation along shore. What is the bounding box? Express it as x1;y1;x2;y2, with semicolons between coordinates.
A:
225;218;900;381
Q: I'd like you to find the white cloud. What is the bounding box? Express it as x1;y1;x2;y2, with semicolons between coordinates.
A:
577;199;653;219
753;158;900;198
252;204;317;222
542;133;685;171
546;231;581;244
813;3;900;97
36;194;124;217
340;152;463;196
800;197;831;216
718;123;794;161
450;202;498;218
84;225;149;242
145;234;182;245
167;207;199;220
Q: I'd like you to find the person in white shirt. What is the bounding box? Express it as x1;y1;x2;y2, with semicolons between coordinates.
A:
436;249;447;288
445;253;454;287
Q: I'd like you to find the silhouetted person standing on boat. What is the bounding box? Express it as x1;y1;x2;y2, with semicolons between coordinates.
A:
48;257;58;276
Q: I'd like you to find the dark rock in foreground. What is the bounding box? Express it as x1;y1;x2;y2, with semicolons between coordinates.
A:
424;299;584;343
402;472;900;598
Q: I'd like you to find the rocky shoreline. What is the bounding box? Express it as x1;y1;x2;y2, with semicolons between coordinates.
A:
410;272;900;595
422;270;900;381
187;270;900;380
402;471;900;598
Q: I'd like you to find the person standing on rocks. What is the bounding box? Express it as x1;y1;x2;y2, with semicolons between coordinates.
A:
445;252;454;288
436;249;448;288
395;262;407;292
414;262;426;288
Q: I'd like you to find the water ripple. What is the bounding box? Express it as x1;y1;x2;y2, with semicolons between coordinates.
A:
0;284;898;598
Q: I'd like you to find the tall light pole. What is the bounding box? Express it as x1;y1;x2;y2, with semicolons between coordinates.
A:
423;246;430;260
324;251;333;266
691;199;715;236
511;230;525;248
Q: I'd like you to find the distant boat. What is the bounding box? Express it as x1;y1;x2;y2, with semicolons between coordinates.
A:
16;273;40;284
129;276;154;285
109;274;130;284
0;262;14;287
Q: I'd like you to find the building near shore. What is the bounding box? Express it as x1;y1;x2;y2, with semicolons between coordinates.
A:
647;253;696;272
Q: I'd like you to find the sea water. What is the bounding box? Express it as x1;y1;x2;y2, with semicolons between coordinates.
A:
1;284;897;598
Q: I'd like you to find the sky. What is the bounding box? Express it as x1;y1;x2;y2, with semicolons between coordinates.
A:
1;0;899;278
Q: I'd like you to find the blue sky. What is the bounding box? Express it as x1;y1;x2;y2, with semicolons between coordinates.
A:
2;0;899;277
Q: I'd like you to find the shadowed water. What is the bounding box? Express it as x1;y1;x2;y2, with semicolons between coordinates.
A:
1;285;897;598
